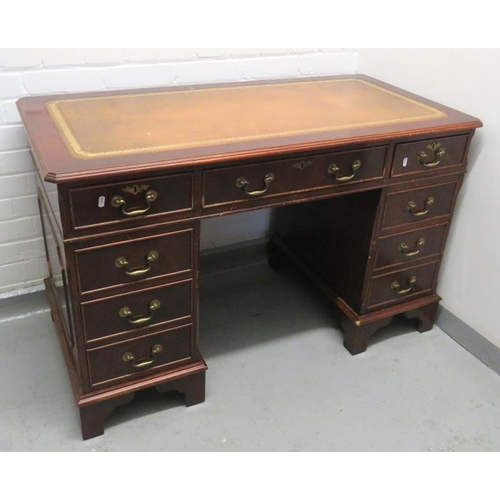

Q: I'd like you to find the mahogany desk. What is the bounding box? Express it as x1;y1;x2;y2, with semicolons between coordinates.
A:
17;75;482;440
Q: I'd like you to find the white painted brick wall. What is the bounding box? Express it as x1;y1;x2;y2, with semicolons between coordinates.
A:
0;47;359;295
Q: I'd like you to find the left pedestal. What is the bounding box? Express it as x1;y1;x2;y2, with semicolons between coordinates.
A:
45;277;207;440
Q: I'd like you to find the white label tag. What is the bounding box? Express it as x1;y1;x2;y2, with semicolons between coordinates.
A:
403;157;408;168
98;196;106;208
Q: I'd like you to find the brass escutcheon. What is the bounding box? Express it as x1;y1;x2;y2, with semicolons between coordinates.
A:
292;160;313;171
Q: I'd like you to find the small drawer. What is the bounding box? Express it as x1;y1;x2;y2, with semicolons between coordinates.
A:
81;280;192;343
87;324;193;387
367;262;439;310
75;228;193;295
203;147;387;208
392;135;468;177
69;173;193;231
373;224;448;271
381;181;458;230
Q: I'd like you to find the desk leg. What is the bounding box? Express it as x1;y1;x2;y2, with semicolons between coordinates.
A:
341;299;440;355
341;316;393;355
156;371;206;407
404;302;439;333
79;393;135;440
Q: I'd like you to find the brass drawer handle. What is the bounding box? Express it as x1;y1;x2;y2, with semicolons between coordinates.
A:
123;344;163;369
115;251;159;277
408;197;434;217
111;190;158;216
418;142;446;168
328;160;362;182
119;300;161;325
391;276;417;296
236;173;275;197
399;238;426;257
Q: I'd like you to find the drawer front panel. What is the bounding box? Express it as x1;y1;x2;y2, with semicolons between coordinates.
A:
203;147;387;208
75;228;193;294
392;135;468;177
87;325;193;387
82;280;192;343
367;262;439;310
69;174;193;231
382;181;458;230
374;224;448;271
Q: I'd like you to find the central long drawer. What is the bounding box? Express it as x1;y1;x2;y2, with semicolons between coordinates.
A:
203;146;387;209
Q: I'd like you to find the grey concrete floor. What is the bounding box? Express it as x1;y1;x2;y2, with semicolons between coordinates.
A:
1;262;500;451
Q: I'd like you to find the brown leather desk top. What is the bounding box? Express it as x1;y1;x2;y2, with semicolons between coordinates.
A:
17;75;482;183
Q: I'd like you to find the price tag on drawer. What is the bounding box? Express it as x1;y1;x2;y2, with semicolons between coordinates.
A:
98;196;106;208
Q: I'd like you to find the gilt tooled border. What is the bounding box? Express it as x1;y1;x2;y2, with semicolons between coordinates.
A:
46;79;446;159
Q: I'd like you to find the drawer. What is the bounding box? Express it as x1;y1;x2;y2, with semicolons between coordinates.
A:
69;173;193;231
81;280;192;343
373;223;448;271
392;135;468;177
87;324;193;387
381;181;458;230
75;228;193;295
367;262;439;310
203;147;387;208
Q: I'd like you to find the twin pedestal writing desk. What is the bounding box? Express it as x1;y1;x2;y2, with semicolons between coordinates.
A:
17;75;482;439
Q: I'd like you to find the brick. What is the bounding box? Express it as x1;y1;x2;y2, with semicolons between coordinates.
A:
121;49;162;64
0;174;29;199
0;49;42;69
298;51;358;76
0;239;43;265
42;48;124;67
0;240;19;264
122;49;197;63
33;216;43;237
195;48;228;59
104;63;177;89
0;74;26;99
241;56;301;80
23;68;105;95
176;60;242;84
0;259;44;289
154;49;197;62
224;48;263;58
12;195;39;217
0;217;38;244
287;48;320;55
41;48;86;67
83;49;125;65
1;101;21;123
18;238;45;260
318;48;344;53
0;238;43;264
0;150;35;175
0;199;13;221
255;48;291;56
0;126;29;151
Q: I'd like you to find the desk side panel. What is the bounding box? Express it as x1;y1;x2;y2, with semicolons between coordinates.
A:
36;175;77;355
